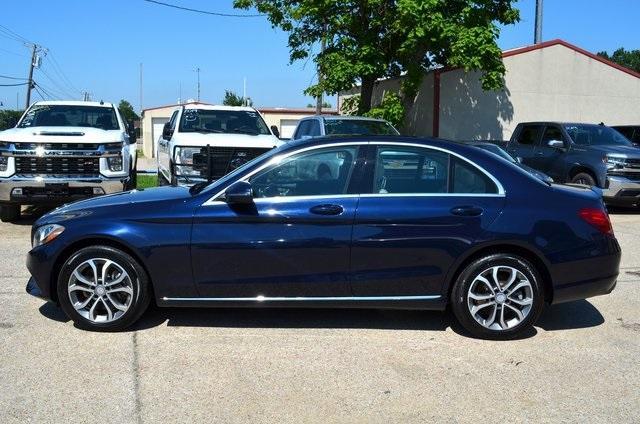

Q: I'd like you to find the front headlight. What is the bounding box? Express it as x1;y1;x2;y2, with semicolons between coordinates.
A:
107;155;123;171
0;156;7;172
174;147;202;176
604;154;626;170
32;224;65;248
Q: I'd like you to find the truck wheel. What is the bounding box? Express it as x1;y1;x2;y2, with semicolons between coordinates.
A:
571;172;595;186
126;169;137;190
0;205;20;223
157;170;167;186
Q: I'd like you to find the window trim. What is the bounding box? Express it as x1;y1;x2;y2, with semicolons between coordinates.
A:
202;141;505;206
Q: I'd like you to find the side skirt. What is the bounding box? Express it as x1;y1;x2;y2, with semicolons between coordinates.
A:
159;295;447;310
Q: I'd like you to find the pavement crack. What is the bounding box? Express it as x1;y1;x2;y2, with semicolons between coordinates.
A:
132;332;143;424
617;318;640;332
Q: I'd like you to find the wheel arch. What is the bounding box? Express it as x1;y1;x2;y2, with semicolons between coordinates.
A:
443;242;554;304
49;236;154;304
568;165;600;186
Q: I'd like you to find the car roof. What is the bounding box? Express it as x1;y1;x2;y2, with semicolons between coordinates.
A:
180;104;258;112
32;100;115;108
301;115;389;123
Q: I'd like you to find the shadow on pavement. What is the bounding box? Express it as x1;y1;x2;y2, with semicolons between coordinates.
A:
607;206;640;215
38;298;604;338
535;299;604;331
8;205;55;226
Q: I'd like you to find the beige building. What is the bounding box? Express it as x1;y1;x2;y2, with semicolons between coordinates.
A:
338;39;640;140
140;103;337;158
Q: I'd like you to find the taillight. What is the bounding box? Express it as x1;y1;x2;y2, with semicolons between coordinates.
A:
579;208;613;234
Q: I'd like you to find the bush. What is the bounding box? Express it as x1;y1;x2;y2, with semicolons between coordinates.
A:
0;110;23;130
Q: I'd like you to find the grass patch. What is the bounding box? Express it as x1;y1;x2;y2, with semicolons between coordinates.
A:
136;174;158;189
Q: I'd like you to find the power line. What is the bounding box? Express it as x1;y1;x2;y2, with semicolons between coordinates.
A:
0;23;34;45
33;82;60;100
0;47;28;57
142;0;265;17
0;82;29;87
47;52;82;94
0;74;27;80
37;67;77;99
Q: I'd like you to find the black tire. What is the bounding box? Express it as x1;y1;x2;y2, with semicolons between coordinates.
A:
571;172;596;186
57;246;151;331
450;253;544;340
157;170;168;186
126;168;137;190
0;205;20;222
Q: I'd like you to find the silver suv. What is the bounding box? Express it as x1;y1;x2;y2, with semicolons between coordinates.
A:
292;115;399;140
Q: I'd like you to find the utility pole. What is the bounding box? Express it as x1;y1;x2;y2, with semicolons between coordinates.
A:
16;92;19;110
195;67;201;102
25;44;38;109
315;29;326;115
81;91;91;101
243;77;247;106
534;0;543;44
139;63;143;112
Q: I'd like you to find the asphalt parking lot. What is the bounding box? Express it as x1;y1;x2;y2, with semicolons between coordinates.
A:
0;208;639;423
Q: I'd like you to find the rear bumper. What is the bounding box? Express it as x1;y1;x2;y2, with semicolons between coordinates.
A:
0;175;128;205
602;175;640;205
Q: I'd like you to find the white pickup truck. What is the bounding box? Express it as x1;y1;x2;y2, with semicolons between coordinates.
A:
157;105;283;186
0;101;137;222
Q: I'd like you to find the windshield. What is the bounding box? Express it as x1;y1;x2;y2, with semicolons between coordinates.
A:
18;105;119;130
564;124;632;146
179;109;271;135
474;144;516;163
324;119;399;136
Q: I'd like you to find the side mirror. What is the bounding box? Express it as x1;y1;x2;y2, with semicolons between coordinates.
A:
547;139;565;149
270;125;280;138
225;181;253;204
127;121;137;144
162;122;174;140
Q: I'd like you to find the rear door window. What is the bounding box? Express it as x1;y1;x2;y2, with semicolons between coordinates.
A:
541;126;564;146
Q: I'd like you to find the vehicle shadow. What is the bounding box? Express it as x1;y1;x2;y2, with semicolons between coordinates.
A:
39;298;605;339
607;206;640;215
8;205;54;226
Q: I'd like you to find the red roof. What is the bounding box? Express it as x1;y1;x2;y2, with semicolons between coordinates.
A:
500;39;640;79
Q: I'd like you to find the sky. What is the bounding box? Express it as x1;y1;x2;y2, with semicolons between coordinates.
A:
1;0;638;112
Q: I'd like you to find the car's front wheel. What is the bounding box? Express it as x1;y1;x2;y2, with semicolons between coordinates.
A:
57;246;151;331
451;253;544;340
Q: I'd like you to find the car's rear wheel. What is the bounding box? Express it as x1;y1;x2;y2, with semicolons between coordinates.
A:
571;172;596;186
57;246;151;331
0;205;20;222
451;253;544;340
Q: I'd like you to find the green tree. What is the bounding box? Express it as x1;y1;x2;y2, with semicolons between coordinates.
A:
223;90;253;106
117;100;139;123
306;101;332;108
0;110;23;130
597;48;640;73
234;0;519;124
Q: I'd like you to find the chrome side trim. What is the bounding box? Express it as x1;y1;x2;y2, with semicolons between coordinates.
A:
162;294;441;302
203;140;506;206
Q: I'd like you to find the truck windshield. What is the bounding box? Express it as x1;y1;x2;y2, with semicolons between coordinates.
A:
179;109;270;135
324;119;399;136
474;144;517;163
564;124;632;146
18;105;119;130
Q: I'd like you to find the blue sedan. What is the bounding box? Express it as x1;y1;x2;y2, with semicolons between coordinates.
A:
26;136;621;339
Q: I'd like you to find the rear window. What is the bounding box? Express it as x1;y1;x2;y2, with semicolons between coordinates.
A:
515;125;543;145
325;119;398;136
18;105;119;130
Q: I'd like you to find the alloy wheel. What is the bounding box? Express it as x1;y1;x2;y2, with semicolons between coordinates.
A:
466;265;534;331
67;258;134;323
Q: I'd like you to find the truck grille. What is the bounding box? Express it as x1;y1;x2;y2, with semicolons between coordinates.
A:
13;142;122;151
15;157;100;176
192;147;272;180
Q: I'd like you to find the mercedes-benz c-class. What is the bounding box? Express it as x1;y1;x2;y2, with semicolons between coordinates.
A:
26;136;621;339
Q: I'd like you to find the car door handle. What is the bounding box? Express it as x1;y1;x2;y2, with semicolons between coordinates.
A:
310;204;344;215
450;206;484;217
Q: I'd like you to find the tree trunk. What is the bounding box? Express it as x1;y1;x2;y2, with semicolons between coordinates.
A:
359;76;376;113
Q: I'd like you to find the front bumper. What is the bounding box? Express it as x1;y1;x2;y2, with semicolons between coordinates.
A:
0;175;128;205
602;175;640;205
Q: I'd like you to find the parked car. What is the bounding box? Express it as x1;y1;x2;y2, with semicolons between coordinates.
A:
466;141;553;184
499;122;640;206
611;125;640;145
26;136;620;339
291;115;399;140
0;101;137;222
157;105;283;186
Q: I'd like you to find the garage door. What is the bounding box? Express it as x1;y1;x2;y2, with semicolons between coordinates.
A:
280;119;299;139
152;117;170;157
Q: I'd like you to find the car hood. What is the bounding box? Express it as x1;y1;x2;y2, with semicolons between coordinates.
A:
586;144;640;157
170;132;284;148
36;186;192;225
0;126;124;144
